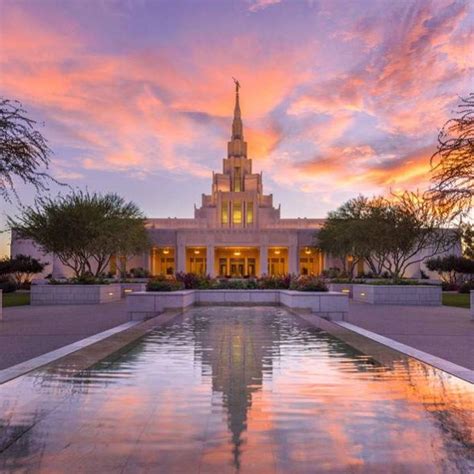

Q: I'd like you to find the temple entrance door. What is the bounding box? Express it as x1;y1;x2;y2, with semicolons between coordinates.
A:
230;258;245;277
247;258;256;277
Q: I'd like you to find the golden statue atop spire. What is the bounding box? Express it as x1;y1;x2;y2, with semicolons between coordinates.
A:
232;77;240;93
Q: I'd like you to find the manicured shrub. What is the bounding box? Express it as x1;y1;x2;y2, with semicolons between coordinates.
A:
175;272;212;289
289;275;328;292
49;274;110;285
211;279;251;289
459;281;474;294
441;281;459;291
425;255;474;285
321;267;344;279
257;274;291;289
0;276;17;293
130;267;150;278
365;279;436;286
146;276;185;292
0;254;46;287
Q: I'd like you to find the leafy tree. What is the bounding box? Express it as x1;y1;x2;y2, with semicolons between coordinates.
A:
318;192;457;280
429;93;474;216
460;223;474;260
382;191;458;279
0;254;46;286
425;255;474;284
317;196;373;277
0;98;58;201
9;191;150;278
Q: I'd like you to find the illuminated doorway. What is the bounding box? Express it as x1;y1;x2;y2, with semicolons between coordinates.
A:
186;247;207;275
268;248;288;275
151;247;175;276
299;247;323;275
215;247;259;277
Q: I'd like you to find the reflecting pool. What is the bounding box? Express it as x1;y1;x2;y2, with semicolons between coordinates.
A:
0;307;473;473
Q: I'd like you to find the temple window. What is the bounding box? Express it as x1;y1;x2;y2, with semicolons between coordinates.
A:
234;166;241;192
233;201;242;224
246;201;253;224
221;201;229;225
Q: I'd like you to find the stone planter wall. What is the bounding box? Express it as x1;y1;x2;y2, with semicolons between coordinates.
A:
328;283;353;297
126;290;195;320
279;291;348;319
195;289;280;306
31;283;122;305
120;282;147;297
353;284;441;306
127;290;349;321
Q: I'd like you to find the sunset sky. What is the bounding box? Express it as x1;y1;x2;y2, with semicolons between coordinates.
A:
0;0;472;256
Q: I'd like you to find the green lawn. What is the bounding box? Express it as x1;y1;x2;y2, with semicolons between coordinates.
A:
2;292;31;307
442;292;470;309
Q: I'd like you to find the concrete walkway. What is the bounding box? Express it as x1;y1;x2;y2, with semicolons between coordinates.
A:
346;301;474;370
0;301;129;370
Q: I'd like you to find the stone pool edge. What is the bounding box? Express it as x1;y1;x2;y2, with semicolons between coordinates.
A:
290;310;474;384
0;309;186;385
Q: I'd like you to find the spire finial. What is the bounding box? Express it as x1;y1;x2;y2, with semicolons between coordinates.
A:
232;77;240;94
228;78;246;155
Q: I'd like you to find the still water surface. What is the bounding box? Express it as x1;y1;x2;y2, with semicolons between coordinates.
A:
0;307;473;473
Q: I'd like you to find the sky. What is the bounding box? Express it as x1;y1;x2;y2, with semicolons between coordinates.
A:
0;0;472;257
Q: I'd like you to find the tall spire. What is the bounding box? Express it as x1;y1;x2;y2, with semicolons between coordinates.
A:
232;77;243;140
227;78;247;158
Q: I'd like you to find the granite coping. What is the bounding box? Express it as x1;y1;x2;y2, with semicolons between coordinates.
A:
289;309;473;384
0;321;139;384
0;309;185;384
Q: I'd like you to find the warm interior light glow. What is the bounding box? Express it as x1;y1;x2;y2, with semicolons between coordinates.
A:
108;292;114;296
305;248;311;255
124;289;133;293
274;249;281;255
234;250;241;256
163;248;170;255
342;289;350;293
194;249;200;255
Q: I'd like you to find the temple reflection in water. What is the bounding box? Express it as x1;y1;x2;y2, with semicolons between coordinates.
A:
193;308;280;468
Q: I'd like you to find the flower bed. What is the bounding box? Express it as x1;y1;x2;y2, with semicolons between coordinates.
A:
147;274;327;292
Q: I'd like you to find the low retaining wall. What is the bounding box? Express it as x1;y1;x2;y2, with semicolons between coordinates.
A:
328;283;353;297
280;291;348;319
127;290;348;321
353;284;441;306
127;290;195;320
120;282;147;297
195;289;280;306
31;284;122;305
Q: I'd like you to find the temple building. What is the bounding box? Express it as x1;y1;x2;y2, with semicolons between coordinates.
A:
143;81;327;278
11;82;449;279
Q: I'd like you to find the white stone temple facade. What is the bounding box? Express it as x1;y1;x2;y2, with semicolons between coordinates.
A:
144;82;327;278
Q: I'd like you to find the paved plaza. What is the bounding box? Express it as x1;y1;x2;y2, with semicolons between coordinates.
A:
347;301;474;370
0;301;128;370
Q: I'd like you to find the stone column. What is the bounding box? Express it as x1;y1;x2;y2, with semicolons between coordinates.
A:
177;244;186;273
259;246;268;276
206;245;215;277
289;245;299;275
